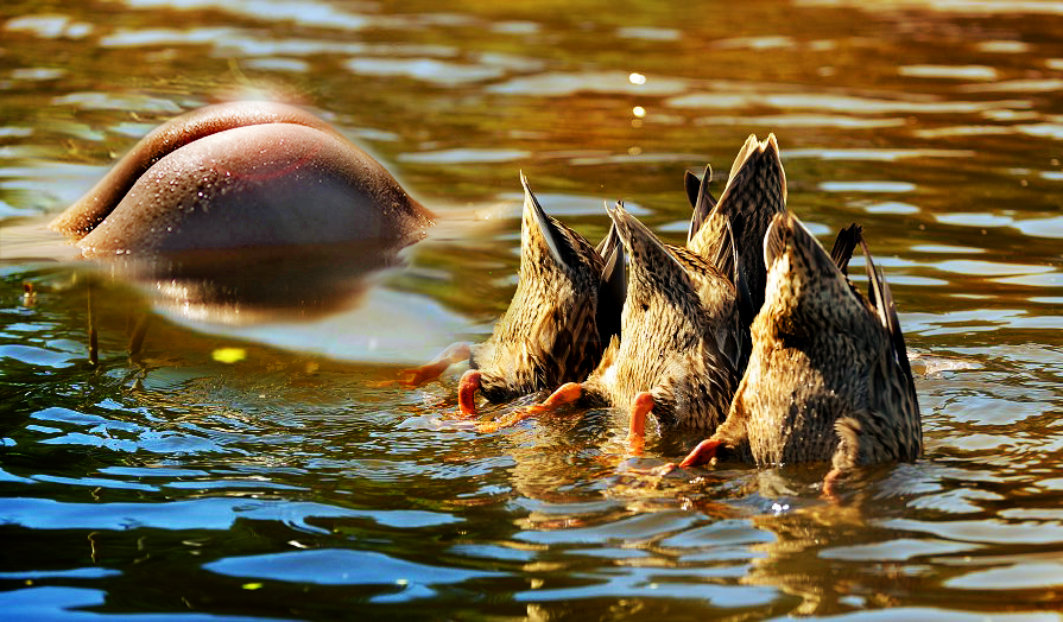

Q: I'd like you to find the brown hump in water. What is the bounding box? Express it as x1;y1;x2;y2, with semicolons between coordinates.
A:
50;101;432;256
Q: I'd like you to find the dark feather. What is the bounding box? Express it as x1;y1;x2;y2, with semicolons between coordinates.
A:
686;164;716;244
830;223;863;275
596;224;626;347
684;170;701;209
860;238;916;392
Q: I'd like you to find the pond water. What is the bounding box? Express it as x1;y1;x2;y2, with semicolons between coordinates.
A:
2;0;1062;619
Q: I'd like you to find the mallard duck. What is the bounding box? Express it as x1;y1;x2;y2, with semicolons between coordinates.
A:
687;134;788;327
399;174;624;415
486;204;741;451
678;212;921;493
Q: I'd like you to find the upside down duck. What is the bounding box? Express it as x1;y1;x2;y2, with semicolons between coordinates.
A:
677;211;922;493
687;134;788;322
399;174;624;416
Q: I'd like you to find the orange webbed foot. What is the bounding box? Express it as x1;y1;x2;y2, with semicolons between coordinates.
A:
678;438;723;469
457;369;482;417
477;382;583;433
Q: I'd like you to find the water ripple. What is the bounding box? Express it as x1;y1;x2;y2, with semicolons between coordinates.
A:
488;71;690;97
0;497;460;532
204;548;505;602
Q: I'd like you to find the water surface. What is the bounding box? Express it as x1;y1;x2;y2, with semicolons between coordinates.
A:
2;0;1062;619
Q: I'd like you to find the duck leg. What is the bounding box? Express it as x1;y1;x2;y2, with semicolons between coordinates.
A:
392;342;471;387
626;392;655;455
457;369;482;416
477;382;583;432
822;467;845;498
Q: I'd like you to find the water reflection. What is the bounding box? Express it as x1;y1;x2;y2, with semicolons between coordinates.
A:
103;243;398;324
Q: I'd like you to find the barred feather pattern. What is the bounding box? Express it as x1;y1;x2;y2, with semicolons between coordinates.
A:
711;212;921;468
471;184;606;403
584;206;739;431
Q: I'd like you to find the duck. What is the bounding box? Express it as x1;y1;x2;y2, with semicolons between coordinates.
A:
483;203;742;452
676;212;922;494
400;174;624;416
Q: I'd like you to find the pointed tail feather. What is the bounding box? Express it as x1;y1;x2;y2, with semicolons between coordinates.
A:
686;164;716;244
859;237;916;392
830;223;863;275
596;214;626;346
520;172;580;271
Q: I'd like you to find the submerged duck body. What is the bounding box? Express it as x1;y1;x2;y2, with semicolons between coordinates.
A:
681;212;921;487
457;175;623;414
585;205;741;438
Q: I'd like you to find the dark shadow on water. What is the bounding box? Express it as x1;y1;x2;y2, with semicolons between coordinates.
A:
104;240;404;325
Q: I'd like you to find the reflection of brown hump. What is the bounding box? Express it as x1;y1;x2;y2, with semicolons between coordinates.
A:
51;101;432;255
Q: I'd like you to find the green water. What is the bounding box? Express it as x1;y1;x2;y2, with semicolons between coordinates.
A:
1;0;1062;619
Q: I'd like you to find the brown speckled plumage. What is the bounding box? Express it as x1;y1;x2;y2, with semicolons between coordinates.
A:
688;134;788;321
707;212;921;471
470;174;619;403
581;204;740;431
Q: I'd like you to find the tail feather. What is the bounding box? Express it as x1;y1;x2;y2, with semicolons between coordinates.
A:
860;237;916;392
596;217;626;346
829;223;863;275
686;164;716;244
520;172;578;271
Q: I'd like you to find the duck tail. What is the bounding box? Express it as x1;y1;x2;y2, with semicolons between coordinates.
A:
520;171;577;271
859;235;916;393
595;214;619;257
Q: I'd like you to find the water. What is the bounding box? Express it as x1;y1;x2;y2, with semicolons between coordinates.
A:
2;0;1062;618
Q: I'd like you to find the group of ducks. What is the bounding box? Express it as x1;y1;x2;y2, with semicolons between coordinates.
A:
404;134;922;493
